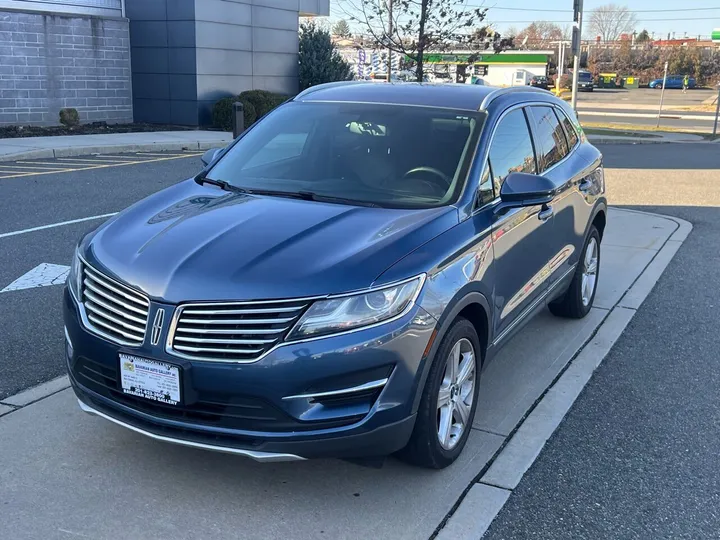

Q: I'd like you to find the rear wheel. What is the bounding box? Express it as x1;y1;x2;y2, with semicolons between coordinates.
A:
398;318;481;469
549;226;600;319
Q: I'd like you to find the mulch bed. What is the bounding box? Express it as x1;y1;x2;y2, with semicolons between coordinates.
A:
0;123;216;139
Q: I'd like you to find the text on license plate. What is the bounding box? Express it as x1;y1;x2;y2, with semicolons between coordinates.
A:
119;354;181;405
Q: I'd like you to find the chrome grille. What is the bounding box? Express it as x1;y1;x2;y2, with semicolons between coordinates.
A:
169;300;311;362
80;262;150;346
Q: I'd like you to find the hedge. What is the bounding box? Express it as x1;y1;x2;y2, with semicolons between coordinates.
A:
211;90;289;132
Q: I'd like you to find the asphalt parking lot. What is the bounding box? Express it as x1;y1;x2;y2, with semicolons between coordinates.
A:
0;151;203;399
1;143;719;538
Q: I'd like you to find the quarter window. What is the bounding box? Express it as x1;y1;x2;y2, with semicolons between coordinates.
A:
477;160;494;205
529;106;569;171
488;108;536;193
557;109;579;148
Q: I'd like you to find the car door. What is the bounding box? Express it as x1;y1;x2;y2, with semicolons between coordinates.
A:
486;107;557;342
525;105;583;290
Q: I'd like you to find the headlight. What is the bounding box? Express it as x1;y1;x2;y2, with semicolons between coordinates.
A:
287;275;425;340
67;246;82;300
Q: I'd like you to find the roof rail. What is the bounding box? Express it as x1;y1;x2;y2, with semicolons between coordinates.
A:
479;86;551;111
294;80;368;101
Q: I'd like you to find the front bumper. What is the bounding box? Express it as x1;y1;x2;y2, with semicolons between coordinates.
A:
64;288;433;460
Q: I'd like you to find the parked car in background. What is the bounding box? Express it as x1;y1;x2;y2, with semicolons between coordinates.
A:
649;75;697;89
529;75;550;90
65;82;606;469
577;70;594;91
427;72;453;84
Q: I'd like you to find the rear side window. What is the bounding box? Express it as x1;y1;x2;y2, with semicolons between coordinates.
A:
488;108;536;193
557;108;579;148
529;106;569;171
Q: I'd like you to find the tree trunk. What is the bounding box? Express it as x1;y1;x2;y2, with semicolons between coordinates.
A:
415;0;429;82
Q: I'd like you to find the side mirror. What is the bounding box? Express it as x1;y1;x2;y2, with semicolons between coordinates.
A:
201;147;223;167
500;172;556;207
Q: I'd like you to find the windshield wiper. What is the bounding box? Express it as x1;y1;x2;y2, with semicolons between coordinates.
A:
193;178;381;208
247;189;380;207
296;191;381;208
194;171;248;194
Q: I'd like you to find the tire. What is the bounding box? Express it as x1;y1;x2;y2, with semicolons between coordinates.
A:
398;318;482;469
549;225;601;319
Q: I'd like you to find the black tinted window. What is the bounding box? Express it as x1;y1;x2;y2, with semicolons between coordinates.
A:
558;108;579;148
530;106;569;171
488;108;535;193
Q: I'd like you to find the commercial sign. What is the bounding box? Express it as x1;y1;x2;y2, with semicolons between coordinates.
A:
416;53;548;65
713;29;720;43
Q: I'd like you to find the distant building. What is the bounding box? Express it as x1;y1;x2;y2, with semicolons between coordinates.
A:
0;0;329;126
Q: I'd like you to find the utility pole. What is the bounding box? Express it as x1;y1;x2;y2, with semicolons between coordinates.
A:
386;0;393;83
571;0;584;111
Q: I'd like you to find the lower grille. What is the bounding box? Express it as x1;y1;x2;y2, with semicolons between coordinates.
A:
73;356;360;432
168;299;312;362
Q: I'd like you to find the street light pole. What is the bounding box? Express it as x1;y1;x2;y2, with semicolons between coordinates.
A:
386;0;393;83
571;0;583;111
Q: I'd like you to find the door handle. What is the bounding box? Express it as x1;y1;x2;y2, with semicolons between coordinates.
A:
538;206;553;222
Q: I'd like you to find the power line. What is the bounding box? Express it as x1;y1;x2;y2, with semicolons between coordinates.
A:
477;5;720;13
483;17;720;23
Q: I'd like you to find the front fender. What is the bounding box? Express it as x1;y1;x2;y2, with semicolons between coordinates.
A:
409;290;492;413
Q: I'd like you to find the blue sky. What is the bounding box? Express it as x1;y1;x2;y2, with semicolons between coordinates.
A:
483;0;719;38
331;0;720;40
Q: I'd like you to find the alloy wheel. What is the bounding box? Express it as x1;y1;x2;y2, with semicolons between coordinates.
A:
581;237;599;307
436;338;476;450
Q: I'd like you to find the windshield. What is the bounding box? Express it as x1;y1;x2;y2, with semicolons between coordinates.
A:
208;101;483;209
578;72;592;81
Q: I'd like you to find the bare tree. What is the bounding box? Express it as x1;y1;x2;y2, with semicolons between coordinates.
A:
588;4;638;43
515;21;564;49
340;0;487;82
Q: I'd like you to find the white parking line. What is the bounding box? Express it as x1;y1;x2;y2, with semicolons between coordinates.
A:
0;213;117;239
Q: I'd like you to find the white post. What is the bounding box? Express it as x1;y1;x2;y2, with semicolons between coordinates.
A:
121;0;126;17
712;83;720;138
657;62;669;128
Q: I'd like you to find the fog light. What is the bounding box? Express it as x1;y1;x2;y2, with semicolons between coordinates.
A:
64;327;74;359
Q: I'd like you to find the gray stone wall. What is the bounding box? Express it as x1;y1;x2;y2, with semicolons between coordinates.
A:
0;10;132;126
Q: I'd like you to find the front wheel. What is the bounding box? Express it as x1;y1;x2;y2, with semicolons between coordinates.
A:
549;226;600;319
398;318;481;469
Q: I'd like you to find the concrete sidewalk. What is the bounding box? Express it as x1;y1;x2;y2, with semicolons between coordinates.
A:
0;131;233;162
586;131;708;144
0;209;688;540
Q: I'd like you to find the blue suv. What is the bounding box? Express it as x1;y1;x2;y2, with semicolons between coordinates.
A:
65;83;606;468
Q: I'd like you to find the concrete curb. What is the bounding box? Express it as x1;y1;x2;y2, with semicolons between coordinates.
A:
0;139;229;163
587;136;669;145
0;375;70;408
435;209;692;539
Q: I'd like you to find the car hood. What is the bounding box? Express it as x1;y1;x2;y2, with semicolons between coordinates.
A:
84;180;457;303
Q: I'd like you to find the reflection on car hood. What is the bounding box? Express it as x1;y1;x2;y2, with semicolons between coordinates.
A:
84;180;457;303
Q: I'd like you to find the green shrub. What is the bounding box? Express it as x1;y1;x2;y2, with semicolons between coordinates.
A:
238;90;289;119
59;108;80;127
211;96;257;131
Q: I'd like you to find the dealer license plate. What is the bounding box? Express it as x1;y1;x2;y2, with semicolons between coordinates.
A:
119;354;181;405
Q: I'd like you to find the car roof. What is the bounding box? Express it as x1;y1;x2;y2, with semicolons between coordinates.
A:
294;82;501;112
